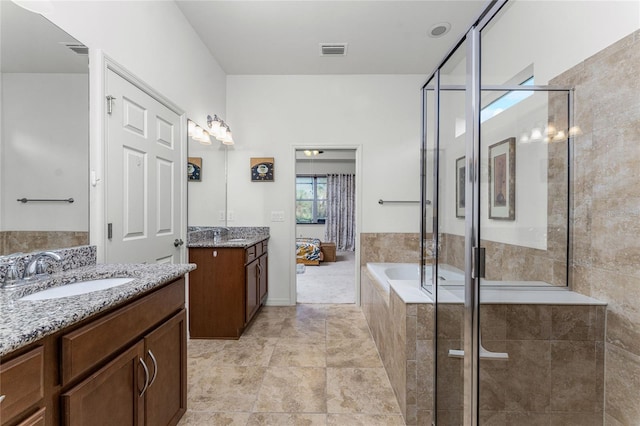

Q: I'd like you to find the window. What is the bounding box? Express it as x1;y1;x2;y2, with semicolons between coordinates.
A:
296;176;327;224
481;76;534;123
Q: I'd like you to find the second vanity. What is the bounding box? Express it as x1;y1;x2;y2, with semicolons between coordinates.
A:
0;246;195;426
187;227;269;339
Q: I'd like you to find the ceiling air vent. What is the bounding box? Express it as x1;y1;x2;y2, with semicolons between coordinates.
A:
60;42;89;55
319;43;348;56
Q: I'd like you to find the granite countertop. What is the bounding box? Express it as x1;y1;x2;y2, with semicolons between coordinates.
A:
0;262;196;357
187;235;269;248
187;226;270;249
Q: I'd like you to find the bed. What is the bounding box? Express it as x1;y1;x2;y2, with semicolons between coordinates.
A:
296;238;323;265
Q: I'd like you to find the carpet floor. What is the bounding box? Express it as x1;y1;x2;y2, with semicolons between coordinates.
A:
296;251;356;304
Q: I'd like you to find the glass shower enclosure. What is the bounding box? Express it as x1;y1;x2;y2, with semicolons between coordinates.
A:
420;0;603;424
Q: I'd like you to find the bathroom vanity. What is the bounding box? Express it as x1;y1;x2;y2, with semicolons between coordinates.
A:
0;247;195;426
187;227;269;339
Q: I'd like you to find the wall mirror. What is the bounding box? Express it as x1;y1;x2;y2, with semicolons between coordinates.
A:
187;120;227;228
0;1;89;256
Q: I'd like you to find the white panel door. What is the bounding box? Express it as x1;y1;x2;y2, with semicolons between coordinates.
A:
105;69;182;264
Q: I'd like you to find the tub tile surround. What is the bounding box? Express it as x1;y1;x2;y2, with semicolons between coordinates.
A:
361;237;606;424
360;233;421;266
0;244;195;356
550;29;640;424
361;266;434;425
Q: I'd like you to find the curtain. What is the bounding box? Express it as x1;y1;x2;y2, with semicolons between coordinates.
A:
324;174;356;251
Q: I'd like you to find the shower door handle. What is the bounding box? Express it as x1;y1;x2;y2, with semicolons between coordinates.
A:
447;347;509;361
448;330;509;360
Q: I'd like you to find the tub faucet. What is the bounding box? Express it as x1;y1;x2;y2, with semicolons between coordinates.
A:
22;251;62;280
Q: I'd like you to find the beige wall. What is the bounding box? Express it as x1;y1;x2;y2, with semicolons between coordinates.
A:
550;30;640;424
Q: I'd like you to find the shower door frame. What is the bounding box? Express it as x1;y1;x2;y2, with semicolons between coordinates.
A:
421;0;575;424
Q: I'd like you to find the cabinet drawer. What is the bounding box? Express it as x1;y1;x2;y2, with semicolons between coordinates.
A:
0;346;44;424
246;242;265;264
246;244;257;263
16;407;46;426
261;240;269;252
61;279;185;385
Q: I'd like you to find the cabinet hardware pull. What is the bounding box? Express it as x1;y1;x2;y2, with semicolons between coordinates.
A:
0;394;5;404
147;350;158;387
213;250;217;257
138;357;150;396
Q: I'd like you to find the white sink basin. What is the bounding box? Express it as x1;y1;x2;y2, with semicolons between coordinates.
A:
20;278;135;301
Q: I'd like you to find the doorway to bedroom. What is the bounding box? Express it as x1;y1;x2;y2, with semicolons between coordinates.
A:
295;148;357;304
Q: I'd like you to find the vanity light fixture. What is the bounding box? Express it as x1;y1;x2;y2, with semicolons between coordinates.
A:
207;115;234;145
188;119;212;145
303;150;323;156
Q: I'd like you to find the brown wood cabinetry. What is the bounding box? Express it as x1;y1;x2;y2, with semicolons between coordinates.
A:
189;240;268;339
62;310;186;426
0;347;44;425
0;277;186;426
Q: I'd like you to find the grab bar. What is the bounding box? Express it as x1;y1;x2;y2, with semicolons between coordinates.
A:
17;198;74;203
379;199;430;205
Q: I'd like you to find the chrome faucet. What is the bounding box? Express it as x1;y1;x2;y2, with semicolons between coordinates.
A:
22;251;63;281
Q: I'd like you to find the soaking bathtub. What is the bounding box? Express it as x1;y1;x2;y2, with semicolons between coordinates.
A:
365;262;605;305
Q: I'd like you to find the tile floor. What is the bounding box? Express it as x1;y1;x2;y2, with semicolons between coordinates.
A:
178;304;405;425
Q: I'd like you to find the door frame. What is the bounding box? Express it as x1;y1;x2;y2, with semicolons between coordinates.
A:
289;144;363;306
89;51;187;263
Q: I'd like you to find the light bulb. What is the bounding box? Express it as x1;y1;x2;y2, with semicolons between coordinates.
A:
222;130;233;145
304;150;312;156
188;120;197;137
193;126;204;141
200;130;212;145
530;127;543;141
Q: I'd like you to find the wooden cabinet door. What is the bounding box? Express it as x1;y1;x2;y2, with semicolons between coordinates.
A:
258;254;268;304
245;259;259;324
62;342;145;426
143;310;186;426
189;248;245;338
0;346;44;425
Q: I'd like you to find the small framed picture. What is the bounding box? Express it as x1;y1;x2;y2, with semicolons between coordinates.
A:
251;157;274;181
456;156;465;218
187;157;202;182
488;137;515;220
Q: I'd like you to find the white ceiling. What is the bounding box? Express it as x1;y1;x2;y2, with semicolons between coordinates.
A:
176;0;488;75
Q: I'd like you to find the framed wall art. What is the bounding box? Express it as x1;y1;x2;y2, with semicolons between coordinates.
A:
251;157;274;181
488;137;515;220
456;156;465;218
187;157;202;182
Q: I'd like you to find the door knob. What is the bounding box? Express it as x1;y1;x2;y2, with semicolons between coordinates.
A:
174;239;184;247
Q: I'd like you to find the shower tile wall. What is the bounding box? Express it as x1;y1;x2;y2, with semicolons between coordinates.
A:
440;235;566;285
437;304;605;424
550;29;640;424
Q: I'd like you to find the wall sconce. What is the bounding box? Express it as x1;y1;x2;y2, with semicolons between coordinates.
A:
188;119;212;145
207;115;234;145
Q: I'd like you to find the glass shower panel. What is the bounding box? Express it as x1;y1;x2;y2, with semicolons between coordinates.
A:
429;36;469;426
478;1;573;420
422;85;436;293
476;88;571;422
